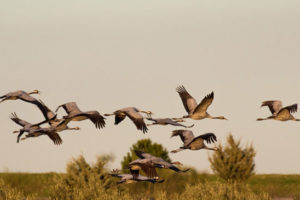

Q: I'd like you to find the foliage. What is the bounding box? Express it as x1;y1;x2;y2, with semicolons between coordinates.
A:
121;138;171;169
3;172;300;199
49;154;131;200
0;178;36;200
209;133;256;182
2;172;300;199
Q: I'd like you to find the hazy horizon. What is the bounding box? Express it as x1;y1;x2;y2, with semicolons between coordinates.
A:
0;0;300;174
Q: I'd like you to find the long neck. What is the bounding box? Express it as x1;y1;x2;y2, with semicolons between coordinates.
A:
184;124;194;128
211;116;226;120
204;146;218;151
140;110;148;115
104;113;114;116
257;116;274;121
256;118;268;121
28;91;37;95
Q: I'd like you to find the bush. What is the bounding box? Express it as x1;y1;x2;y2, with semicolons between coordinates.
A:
49;154;131;200
121;139;171;169
209;133;256;182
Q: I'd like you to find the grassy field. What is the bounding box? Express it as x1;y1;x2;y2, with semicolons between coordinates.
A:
248;174;300;199
1;172;299;199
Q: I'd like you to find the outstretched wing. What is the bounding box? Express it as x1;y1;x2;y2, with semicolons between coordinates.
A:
134;150;154;159
129;158;158;179
10;113;31;127
196;133;217;144
193;92;214;115
47;132;63;145
18;92;40;104
126;111;148;133
37;99;57;122
152;157;190;173
140;165;158;179
261;100;282;115
85;111;106;129
176;85;197;114
56;102;81;114
278;104;298;115
171;130;194;146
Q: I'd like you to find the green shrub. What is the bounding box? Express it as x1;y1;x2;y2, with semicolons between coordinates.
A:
121;139;171;169
49;154;131;200
209;133;256;182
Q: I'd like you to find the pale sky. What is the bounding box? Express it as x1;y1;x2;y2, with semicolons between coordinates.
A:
0;0;300;174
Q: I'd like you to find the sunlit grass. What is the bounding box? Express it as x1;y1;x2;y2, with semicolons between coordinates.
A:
1;173;299;199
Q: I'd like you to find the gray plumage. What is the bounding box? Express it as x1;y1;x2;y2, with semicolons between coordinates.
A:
176;85;227;120
36;99;57;124
104;107;152;133
56;102;106;129
128;158;159;179
21;127;63;145
11;113;62;145
171;130;218;153
38;100;80;132
109;169;164;184
129;150;190;178
261;100;283;115
257;100;299;121
10;113;45;143
0;90;40;104
146;117;194;128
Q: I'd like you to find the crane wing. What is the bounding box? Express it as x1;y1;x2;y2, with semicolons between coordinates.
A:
192;92;214;115
126;111;148;133
18;92;39;104
277;104;298;115
56;102;82;114
10;113;31;127
176;85;197;114
171;130;194;146
37;99;56;122
85;111;106;129
196;133;217;144
261;100;282;115
140;165;158;179
47;132;63;145
134;151;154;159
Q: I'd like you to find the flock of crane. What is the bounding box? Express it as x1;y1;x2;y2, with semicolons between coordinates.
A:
1;85;299;184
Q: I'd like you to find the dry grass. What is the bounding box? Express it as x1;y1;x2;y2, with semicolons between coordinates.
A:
0;154;299;200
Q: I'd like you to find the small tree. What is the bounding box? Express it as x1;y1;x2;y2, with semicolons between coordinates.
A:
121;139;171;169
50;154;121;200
209;133;256;182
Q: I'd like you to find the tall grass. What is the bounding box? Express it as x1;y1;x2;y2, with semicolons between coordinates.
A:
47;154;272;200
0;179;36;200
1;154;299;200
